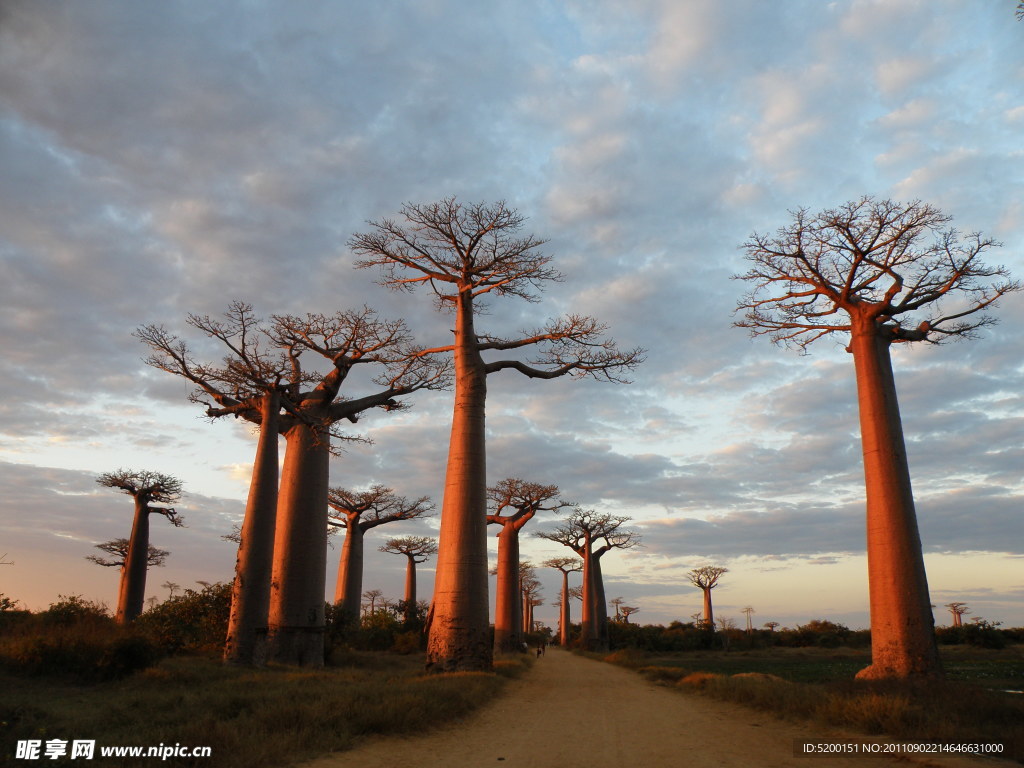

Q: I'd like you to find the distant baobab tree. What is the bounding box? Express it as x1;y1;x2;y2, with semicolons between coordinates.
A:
609;597;624;621
520;563;543;635
764;621;780;632
326;486;434;624
687;566;727;629
735;197;1019;679
161;581;181;599
742;605;755;633
352;198;644;672
379;536;438;623
140;304;448;667
487;479;572;654
537;509;640;651
620;605;639;623
96;469;183;625
946;602;970;628
87;539;169;570
543;556;582;646
362;589;384;615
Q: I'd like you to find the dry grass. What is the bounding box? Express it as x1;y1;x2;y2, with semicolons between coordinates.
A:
1;652;532;768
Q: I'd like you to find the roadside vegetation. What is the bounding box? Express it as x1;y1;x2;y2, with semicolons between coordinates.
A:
592;619;1024;763
0;590;530;768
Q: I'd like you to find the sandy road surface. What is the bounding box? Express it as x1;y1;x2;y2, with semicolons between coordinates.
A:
304;649;1012;768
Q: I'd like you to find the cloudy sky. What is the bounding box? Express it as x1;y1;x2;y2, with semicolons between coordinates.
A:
1;1;1022;631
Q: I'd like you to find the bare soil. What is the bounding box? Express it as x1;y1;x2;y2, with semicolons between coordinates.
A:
303;648;1013;768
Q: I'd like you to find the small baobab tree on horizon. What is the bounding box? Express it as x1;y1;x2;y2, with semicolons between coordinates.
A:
764;621;780;632
86;539;169;570
520;563;543;635
735;197;1019;680
352;198;644;672
97;469;183;625
620;605;639;623
487;479;573;655
946;602;970;628
536;508;640;652
688;565;727;629
326;485;434;624
742;605;755;633
380;536;438;623
543;556;582;646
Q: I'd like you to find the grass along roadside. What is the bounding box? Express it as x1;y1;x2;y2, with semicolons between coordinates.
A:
2;652;532;768
599;645;1024;763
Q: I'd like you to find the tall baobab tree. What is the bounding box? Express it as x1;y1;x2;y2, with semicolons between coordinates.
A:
96;470;183;625
380;536;438;623
609;597;624;621
946;602;970;628
86;539;169;569
688;566;727;629
543;556;582;646
735;197;1019;679
352;198;643;672
139;305;448;666
487;479;572;654
536;509;640;652
327;486;434;623
520;563;543;635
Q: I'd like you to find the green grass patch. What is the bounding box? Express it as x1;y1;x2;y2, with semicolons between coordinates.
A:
1;652;519;768
604;645;1024;763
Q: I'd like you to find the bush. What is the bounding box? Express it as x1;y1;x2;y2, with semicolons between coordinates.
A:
135;582;232;654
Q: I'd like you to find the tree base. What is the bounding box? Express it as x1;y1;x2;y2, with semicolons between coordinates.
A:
855;662;943;681
266;626;324;668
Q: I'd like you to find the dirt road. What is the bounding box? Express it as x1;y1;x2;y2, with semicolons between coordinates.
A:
303;649;1011;768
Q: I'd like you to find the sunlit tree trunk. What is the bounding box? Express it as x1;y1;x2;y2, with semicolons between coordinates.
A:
493;523;522;654
403;554;417;620
559;570;571;646
702;588;714;628
591;552;609;652
224;391;279;664
116;498;150;625
426;293;492;672
850;317;941;680
333;521;364;623
267;422;330;667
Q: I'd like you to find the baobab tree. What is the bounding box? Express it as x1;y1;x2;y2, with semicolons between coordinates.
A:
96;470;183;625
946;602;970;628
609;597;624;621
742;605;756;634
362;589;384;615
352;198;643;671
327;486;434;624
688;566;727;629
536;509;640;651
542;556;582;646
620;605;639;623
86;539;169;569
520;564;543;635
735;197;1019;679
764;621;780;633
380;536;438;623
140;305;448;667
487;479;572;654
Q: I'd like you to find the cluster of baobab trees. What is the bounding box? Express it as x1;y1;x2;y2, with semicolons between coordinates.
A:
117;199;643;671
90;195;1015;681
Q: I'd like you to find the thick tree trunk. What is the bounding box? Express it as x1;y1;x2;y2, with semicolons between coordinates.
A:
591;553;609;652
333;520;364;623
224;391;280;665
850;318;941;680
559;570;571;646
267;422;330;667
426;293;492;672
702;588;714;629
116;498;150;625
580;545;595;650
493;523;523;654
403;555;417;622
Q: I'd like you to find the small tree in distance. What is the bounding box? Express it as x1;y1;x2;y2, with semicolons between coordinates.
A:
96;469;183;625
688;566;727;628
379;536;438;623
86;539;169;569
946;602;970;628
735;197;1019;680
543;556;582;646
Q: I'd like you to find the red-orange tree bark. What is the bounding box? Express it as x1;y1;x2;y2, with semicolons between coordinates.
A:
735;197;1019;679
352;198;643;672
487;479;571;655
542;556;582;646
96;470;183;625
327;485;433;623
536;509;639;652
687;565;727;628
